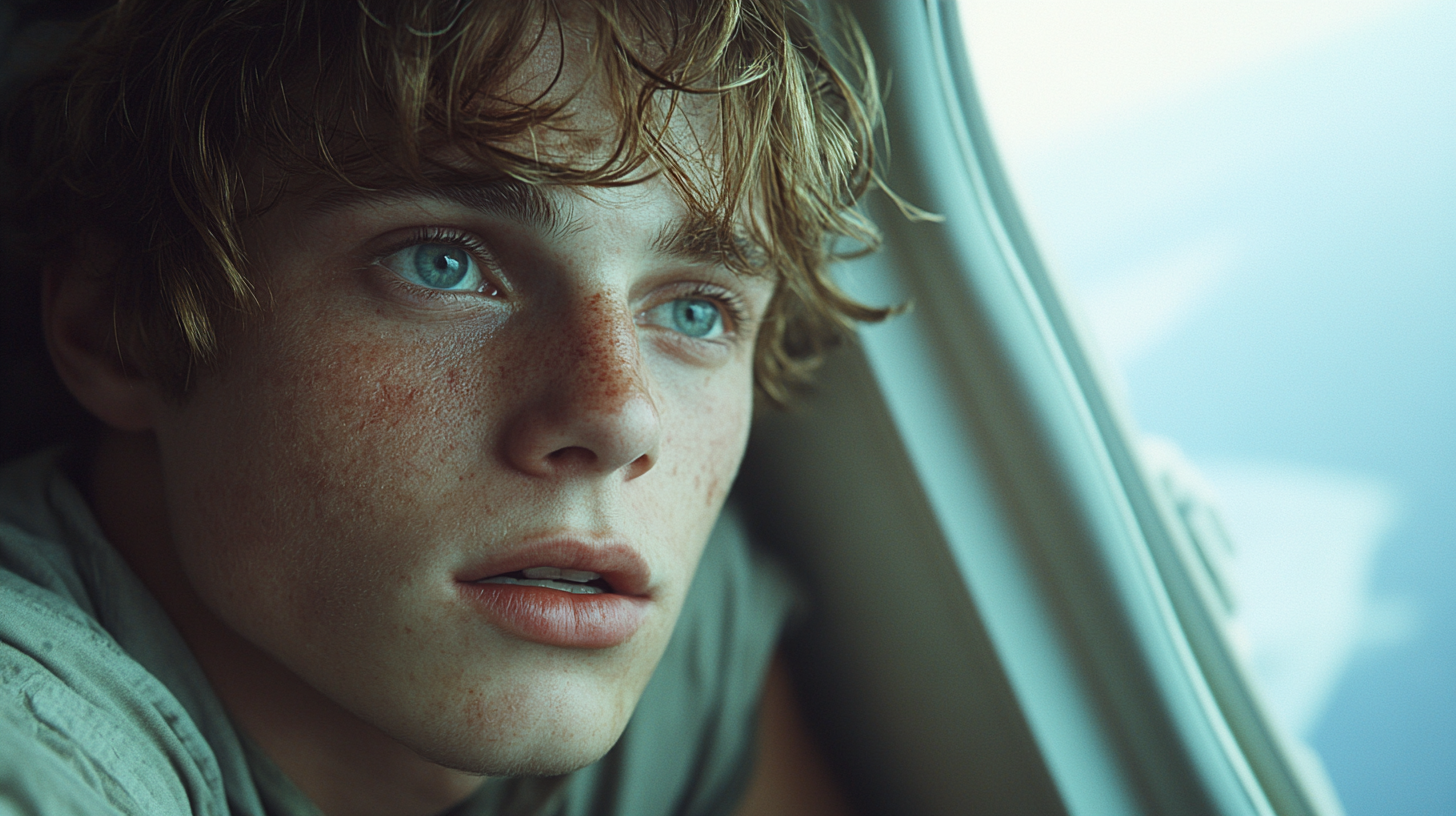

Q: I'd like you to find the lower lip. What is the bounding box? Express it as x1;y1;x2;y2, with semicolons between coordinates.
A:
458;583;650;649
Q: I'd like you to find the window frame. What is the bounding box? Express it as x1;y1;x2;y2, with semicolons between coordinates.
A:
745;1;1347;813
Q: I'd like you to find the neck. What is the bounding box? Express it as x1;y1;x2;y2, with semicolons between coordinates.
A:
88;428;484;816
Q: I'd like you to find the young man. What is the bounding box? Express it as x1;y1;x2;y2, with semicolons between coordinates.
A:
0;2;889;814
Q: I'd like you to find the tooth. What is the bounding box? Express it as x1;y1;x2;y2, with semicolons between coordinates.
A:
522;567;600;583
478;576;604;595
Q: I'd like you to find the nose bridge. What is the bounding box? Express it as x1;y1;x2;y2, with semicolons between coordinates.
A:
566;292;648;412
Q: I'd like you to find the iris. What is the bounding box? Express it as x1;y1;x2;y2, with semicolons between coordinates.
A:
405;244;473;290
670;299;721;338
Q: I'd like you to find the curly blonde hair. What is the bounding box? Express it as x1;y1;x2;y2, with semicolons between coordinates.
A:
8;0;895;406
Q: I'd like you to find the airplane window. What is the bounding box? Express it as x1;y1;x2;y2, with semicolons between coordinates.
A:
956;2;1456;813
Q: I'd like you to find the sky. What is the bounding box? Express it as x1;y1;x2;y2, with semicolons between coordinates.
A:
957;2;1456;813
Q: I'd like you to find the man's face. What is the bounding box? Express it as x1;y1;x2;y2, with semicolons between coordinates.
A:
144;155;773;773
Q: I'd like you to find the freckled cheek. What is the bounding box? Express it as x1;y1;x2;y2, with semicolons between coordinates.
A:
260;319;509;478
643;370;754;533
172;317;509;612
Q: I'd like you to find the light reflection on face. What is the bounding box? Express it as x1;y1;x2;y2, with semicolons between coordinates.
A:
145;166;774;775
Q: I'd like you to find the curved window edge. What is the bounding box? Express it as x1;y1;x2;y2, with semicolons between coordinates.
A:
782;0;1352;813
923;0;1347;813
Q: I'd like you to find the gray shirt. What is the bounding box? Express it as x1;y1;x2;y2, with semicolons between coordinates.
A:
0;449;795;816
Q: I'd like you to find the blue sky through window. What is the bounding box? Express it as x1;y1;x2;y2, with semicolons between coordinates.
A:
957;2;1456;813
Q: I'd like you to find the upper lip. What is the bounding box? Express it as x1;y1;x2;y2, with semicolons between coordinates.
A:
455;536;652;596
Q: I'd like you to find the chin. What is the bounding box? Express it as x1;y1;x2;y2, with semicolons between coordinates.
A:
381;668;642;779
433;740;615;780
410;713;629;779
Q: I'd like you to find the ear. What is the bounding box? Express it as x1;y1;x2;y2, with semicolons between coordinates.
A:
43;244;159;432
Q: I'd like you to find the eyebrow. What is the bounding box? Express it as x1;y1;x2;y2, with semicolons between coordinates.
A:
652;213;770;275
306;178;566;237
306;177;768;273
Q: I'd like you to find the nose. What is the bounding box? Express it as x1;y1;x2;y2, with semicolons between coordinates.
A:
502;295;661;480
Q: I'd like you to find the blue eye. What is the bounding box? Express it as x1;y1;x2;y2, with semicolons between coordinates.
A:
383;243;482;292
645;298;725;339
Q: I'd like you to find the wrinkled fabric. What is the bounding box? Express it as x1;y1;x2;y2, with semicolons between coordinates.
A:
0;449;795;816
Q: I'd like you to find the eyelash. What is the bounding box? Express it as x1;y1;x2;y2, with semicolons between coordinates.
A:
374;227;502;300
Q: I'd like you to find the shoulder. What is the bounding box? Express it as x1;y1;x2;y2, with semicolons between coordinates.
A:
0;450;98;612
0;453;231;816
0;576;191;815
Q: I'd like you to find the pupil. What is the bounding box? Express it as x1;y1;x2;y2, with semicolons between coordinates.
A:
415;245;467;288
674;300;719;337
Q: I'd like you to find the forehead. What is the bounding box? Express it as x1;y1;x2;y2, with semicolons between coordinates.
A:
250;2;768;270
465;2;722;161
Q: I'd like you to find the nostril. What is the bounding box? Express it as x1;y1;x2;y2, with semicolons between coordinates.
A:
546;446;598;467
623;452;653;481
539;446;653;481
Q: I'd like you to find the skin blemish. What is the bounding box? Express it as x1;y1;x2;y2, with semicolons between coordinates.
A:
569;291;647;412
359;382;422;431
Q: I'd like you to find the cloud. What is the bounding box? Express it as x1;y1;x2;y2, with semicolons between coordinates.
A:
1196;459;1412;737
1078;235;1236;367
